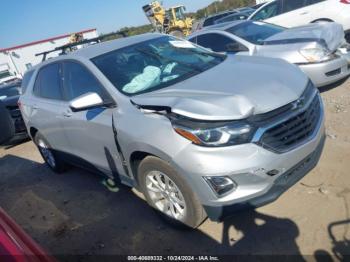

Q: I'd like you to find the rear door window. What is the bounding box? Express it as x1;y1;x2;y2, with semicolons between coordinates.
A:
251;0;283;20
33;63;63;100
62;61;108;101
282;0;306;13
196;33;236;52
305;0;325;5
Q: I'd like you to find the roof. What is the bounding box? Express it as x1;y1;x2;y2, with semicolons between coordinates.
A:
29;33;164;70
200;20;247;32
208;11;234;18
73;33;163;59
0;29;97;53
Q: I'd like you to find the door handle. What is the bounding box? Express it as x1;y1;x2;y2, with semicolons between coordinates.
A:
300;11;308;15
32;105;39;110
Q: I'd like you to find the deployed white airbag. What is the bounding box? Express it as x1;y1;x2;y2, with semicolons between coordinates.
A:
123;66;161;94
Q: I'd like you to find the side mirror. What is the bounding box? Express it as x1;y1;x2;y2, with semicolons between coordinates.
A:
226;42;249;53
69;92;104;112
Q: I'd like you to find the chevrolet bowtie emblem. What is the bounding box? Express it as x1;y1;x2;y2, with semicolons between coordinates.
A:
291;98;305;111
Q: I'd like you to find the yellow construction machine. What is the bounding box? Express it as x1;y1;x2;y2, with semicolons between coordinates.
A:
142;1;193;37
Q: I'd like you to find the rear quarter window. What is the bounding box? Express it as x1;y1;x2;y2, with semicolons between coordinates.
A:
21;70;34;94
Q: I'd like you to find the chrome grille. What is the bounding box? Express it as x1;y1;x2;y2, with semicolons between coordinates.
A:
258;94;321;153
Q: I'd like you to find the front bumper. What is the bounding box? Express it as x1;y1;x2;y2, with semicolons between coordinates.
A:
204;134;325;221
171;94;325;222
298;53;350;87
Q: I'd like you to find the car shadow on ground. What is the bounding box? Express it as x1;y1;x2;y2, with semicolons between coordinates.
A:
0;152;332;260
318;76;350;93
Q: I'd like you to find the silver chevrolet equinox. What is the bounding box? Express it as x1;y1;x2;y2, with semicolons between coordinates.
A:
19;34;325;228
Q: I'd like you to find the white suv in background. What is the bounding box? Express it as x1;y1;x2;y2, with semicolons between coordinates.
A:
249;0;350;42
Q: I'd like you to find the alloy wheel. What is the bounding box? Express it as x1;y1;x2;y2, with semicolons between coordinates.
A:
37;139;56;168
145;171;187;221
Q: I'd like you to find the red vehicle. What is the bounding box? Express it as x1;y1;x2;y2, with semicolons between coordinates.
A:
0;207;55;262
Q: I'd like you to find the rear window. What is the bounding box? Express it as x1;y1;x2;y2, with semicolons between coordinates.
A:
203;12;236;27
226;21;284;45
216;10;254;24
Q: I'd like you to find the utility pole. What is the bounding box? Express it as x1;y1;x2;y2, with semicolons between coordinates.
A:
215;0;223;13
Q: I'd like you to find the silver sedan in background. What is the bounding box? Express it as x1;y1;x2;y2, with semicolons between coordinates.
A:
188;21;350;87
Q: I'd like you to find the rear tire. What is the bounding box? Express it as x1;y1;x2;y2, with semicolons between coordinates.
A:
34;132;67;173
138;156;207;229
0;101;15;145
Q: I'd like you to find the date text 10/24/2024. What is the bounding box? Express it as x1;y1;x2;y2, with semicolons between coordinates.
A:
127;256;220;261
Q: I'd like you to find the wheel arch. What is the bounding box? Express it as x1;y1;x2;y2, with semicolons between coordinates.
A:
311;18;334;23
129;151;153;184
29;127;38;140
127;145;174;185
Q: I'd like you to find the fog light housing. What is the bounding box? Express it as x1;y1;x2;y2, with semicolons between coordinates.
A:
204;176;237;197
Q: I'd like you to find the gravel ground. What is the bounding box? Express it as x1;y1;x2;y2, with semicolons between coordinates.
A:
0;78;349;260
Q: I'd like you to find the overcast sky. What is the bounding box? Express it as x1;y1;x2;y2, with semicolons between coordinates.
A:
0;0;214;48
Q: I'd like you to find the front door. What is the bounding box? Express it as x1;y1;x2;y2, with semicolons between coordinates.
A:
60;60;124;177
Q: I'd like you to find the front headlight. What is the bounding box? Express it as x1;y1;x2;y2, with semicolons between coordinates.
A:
299;47;334;63
171;117;256;147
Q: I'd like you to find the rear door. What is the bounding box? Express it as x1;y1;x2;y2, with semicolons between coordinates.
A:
301;0;331;22
60;60;121;175
260;0;329;27
29;62;69;152
273;0;328;27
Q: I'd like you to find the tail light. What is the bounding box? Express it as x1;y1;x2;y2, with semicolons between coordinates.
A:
340;0;350;4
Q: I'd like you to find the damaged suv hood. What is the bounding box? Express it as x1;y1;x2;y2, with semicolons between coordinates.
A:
264;22;344;52
131;56;308;121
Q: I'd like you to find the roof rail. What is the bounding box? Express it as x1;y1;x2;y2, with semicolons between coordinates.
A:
35;30;128;62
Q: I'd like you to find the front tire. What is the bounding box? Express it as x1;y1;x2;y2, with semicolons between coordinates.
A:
138;156;207;228
34;133;67;173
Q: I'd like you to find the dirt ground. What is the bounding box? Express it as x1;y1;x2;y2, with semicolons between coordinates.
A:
0;78;350;260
